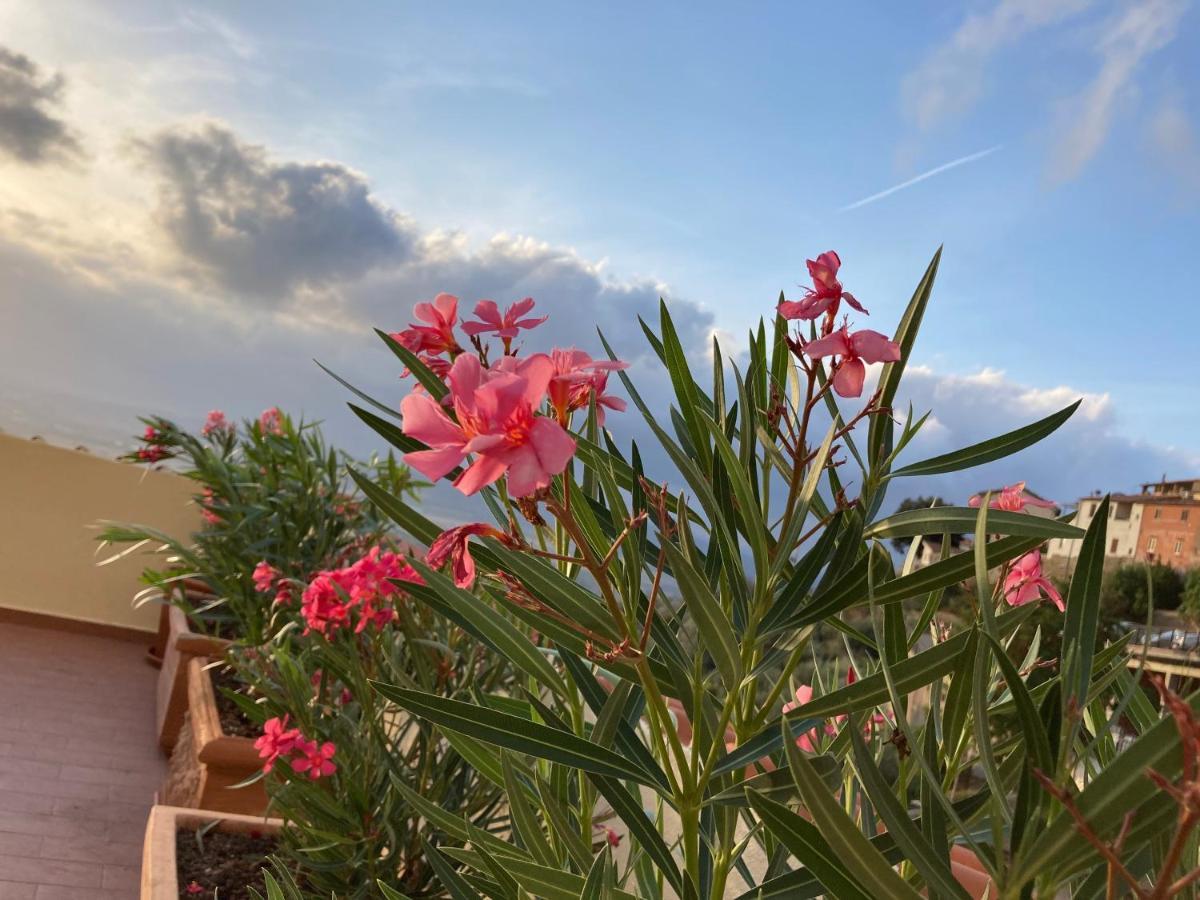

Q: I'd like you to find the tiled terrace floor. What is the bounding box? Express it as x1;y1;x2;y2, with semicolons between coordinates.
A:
0;621;163;898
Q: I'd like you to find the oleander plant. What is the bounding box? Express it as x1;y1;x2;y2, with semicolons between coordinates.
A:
316;249;1200;899
102;407;423;644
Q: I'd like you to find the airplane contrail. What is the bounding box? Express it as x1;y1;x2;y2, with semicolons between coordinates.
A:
839;145;1003;212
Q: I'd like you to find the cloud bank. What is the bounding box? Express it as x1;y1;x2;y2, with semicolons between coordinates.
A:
0;43;1193;526
0;45;81;164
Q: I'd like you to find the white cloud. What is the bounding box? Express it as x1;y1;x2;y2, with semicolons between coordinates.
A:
1150;99;1200;190
1050;0;1187;182
888;365;1199;508
902;0;1093;130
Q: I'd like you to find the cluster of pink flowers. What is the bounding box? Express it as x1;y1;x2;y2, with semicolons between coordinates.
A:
971;481;1064;612
394;293;627;498
133;424;172;463
258;407;284;436
299;546;422;636
201;409;233;438
780;251;901;398
254;715;337;779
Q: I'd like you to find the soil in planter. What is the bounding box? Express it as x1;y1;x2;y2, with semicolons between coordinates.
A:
210;667;260;739
175;827;276;899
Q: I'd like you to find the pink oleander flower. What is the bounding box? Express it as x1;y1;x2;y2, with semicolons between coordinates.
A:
254;715;301;773
400;353;577;497
252;561;279;594
201;409;230;437
291;739;337;780
143;426;161;443
461;298;547;349
803;324;901;398
547;349;629;426
185;882;205;896
273;585;293;607
427;523;507;589
1003;550;1064;612
391;293;462;357
969;481;1057;514
259;407;284;436
779;251;868;321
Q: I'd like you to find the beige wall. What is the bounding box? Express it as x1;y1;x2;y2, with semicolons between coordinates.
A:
0;434;199;633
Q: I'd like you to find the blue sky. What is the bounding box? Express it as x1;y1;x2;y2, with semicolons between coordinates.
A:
0;0;1197;519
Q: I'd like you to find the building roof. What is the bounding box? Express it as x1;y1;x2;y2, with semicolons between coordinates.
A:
1090;493;1200;506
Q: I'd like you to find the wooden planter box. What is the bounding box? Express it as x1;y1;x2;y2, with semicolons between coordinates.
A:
160;657;268;815
140;803;281;899
157;603;230;752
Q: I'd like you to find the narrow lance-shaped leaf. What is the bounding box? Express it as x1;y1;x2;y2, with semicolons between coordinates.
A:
863;507;1083;542
782;720;923;899
890;400;1081;478
868;247;941;468
371;684;661;787
746;792;875;900
1061;495;1109;720
848;725;971;900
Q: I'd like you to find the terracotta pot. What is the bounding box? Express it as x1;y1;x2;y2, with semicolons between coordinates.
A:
157;604;230;752
949;844;996;899
160;657;268;815
140;803;281;899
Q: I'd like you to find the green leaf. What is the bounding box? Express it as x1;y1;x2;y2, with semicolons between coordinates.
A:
891;401;1080;477
1012;689;1200;885
747;791;874;900
347;402;424;454
868;247;941;468
783;724;923;899
863;507;1083;541
662;541;741;687
347;466;440;544
580;851;609;900
559;652;670;791
422;839;483;900
371;684;660;787
502;753;557;867
775;532;1047;631
315;359;401;421
970;636;1008;822
376;328;449;399
377;881;414;900
589;774;684;895
701;411;768;579
715;607;1030;777
848;726;971;900
405;559;566;698
981;632;1052;775
1061;495;1108;717
656;300;712;468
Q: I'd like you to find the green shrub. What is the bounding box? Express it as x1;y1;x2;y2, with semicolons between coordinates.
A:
1181;568;1200;624
1101;562;1183;621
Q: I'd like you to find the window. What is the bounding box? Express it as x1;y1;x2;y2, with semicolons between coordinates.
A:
1110;538;1119;553
1154;508;1163;519
1175;539;1184;555
1148;536;1158;551
1183;509;1191;522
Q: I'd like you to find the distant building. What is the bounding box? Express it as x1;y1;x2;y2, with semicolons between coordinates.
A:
911;534;973;570
1045;477;1200;570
